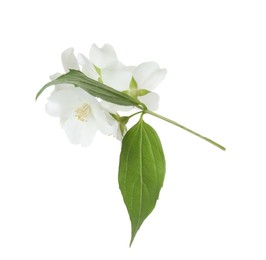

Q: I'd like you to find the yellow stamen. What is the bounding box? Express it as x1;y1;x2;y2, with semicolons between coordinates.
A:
75;104;91;122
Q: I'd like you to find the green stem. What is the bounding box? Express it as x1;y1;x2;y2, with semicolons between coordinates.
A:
145;110;226;151
128;111;143;119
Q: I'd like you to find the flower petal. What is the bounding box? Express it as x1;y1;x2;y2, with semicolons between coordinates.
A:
89;44;117;68
91;104;114;135
100;100;133;113
138;92;160;111
126;65;137;73
133;62;159;85
101;68;132;91
140;68;167;91
77;53;99;81
61;48;79;72
133;62;167;90
63;116;97;147
108;116;123;140
45;87;80;118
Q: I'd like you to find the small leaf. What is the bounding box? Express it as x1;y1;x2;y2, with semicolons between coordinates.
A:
93;65;102;77
93;65;103;83
137;89;150;96
110;113;120;121
129;76;138;91
36;70;142;107
119;116;129;135
128;77;138;97
118;118;166;246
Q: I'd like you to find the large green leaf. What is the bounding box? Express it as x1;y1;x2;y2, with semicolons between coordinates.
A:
119;118;166;246
36;70;142;107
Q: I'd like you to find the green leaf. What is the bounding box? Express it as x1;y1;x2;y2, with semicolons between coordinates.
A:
110;113;120;121
36;70;142;107
129;76;138;91
118;118;166;246
137;89;150;96
93;65;102;77
93;65;103;83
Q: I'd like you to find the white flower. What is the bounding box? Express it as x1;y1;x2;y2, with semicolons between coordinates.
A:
77;43;123;81
46;47;115;146
131;62;167;111
100;61;167;111
46;86;113;147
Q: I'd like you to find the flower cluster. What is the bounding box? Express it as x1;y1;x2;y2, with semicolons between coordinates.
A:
45;44;167;146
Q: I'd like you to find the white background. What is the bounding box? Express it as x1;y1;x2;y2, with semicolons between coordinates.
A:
0;0;266;259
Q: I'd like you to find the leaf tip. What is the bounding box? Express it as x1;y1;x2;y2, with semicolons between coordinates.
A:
218;144;226;151
129;231;137;247
35;91;40;102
